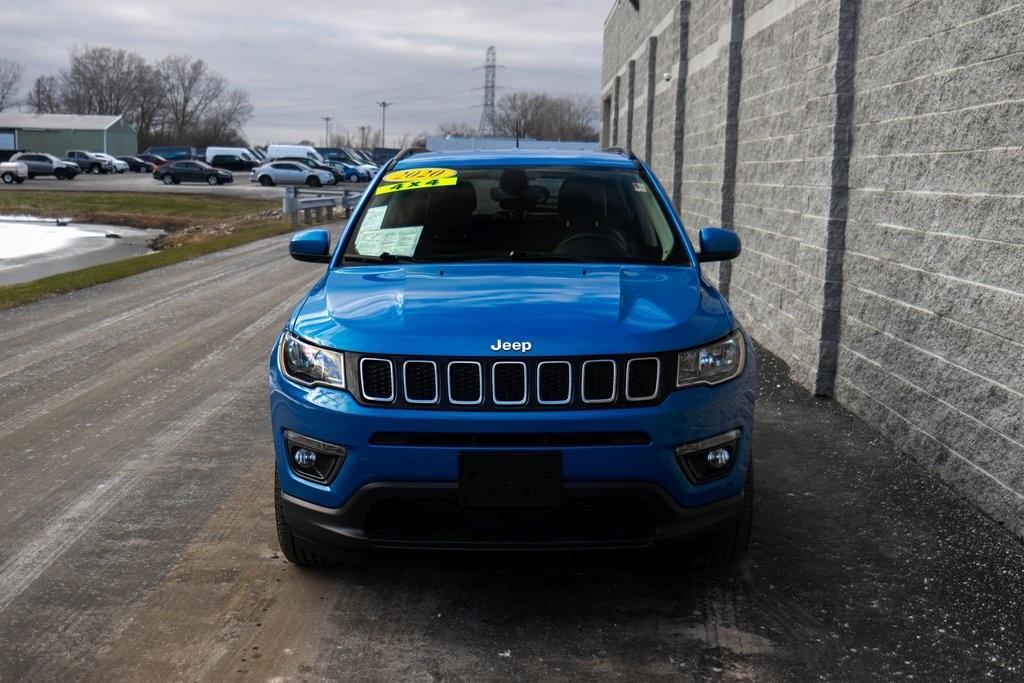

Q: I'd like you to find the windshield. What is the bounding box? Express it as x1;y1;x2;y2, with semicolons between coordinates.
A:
341;166;689;265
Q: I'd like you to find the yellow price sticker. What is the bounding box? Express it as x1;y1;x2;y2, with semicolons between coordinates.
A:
375;176;458;195
382;167;457;183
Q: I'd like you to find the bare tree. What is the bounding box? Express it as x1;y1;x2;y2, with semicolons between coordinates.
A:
61;46;151;117
156;55;227;142
132;64;167;148
28;46;254;146
327;130;354;147
494;92;598;142
435;121;476;138
26;75;61;113
188;88;253;146
0;59;23;111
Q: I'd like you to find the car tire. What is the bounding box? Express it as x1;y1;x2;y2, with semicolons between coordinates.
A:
207;174;219;185
162;174;175;185
1;172;13;184
54;168;66;180
14;177;24;184
259;175;274;187
89;164;101;174
275;472;334;567
306;176;321;188
348;174;359;183
691;461;753;569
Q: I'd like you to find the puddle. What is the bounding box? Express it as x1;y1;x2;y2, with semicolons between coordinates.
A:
0;217;165;286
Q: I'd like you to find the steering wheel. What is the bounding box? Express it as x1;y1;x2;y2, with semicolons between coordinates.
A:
554;231;631;258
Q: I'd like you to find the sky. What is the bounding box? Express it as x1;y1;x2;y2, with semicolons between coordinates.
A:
1;0;610;146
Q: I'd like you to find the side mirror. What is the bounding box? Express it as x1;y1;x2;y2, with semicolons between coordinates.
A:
289;229;331;263
697;227;741;262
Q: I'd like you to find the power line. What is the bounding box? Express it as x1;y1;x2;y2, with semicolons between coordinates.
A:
251;68;479;114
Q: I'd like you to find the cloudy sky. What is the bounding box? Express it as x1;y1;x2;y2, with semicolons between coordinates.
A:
2;0;610;145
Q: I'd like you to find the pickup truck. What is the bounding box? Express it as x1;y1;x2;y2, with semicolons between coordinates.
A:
270;148;756;568
0;161;28;184
65;150;114;174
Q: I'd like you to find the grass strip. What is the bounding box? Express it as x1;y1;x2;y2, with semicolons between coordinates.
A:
0;219;293;311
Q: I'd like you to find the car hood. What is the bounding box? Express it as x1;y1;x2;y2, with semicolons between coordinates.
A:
290;263;734;356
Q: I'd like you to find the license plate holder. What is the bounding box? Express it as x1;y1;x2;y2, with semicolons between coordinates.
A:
458;451;562;506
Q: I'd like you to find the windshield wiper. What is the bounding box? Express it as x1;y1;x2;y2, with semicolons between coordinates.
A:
507;250;588;262
423;251;590;263
342;252;415;264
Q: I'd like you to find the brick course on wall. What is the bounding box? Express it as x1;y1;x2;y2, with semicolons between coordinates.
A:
603;0;1024;535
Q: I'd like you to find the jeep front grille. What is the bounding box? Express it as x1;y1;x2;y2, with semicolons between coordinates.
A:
354;353;669;410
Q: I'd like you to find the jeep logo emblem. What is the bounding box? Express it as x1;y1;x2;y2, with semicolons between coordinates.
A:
490;339;533;353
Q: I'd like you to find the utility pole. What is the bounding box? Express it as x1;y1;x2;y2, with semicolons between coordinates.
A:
321;116;332;146
377;102;393;148
358;125;369;149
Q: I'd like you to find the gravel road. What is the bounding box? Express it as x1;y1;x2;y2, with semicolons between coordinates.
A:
0;232;1021;681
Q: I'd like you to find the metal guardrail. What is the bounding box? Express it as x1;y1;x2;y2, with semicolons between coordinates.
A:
282;186;365;229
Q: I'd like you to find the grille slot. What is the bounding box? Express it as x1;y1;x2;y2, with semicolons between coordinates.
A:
360;358;395;402
625;357;660;401
581;360;616;403
492;362;527;405
537;361;572;405
403;360;438;403
448;361;483;405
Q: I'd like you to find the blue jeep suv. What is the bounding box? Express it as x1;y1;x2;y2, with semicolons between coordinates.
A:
269;148;756;566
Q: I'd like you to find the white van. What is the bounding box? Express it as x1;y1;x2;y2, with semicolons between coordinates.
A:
206;147;260;164
265;144;324;164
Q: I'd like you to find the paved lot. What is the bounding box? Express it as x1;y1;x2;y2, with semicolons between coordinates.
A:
1;171;367;200
0;233;1021;680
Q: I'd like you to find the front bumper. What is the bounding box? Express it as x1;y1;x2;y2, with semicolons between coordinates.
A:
269;337;756;552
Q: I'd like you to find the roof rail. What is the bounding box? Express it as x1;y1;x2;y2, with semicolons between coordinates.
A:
382;146;428;174
602;147;640;164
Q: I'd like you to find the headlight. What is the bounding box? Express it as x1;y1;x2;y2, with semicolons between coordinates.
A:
280;332;346;389
676;330;745;387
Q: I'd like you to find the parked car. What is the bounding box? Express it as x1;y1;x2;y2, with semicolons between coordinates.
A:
265;144;325;164
143;146;195;161
209;154;259;172
0;161;29;184
117;156;155;173
92;152;129;173
135;153;168;167
317;147;377;181
250;161;334;187
274;156;346;184
153;160;233;185
65;150;114;174
270;148;754;567
205;147;261;165
338;161;373;183
9;152;80;179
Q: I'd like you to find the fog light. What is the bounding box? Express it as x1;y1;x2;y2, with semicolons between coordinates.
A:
706;447;730;468
283;430;346;484
675;429;740;484
293;448;318;468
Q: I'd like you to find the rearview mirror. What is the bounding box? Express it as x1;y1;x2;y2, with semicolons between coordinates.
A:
697;227;741;262
289;229;331;263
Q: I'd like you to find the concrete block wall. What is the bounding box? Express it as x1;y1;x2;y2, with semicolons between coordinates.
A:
835;0;1024;535
729;0;840;391
602;0;1024;534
